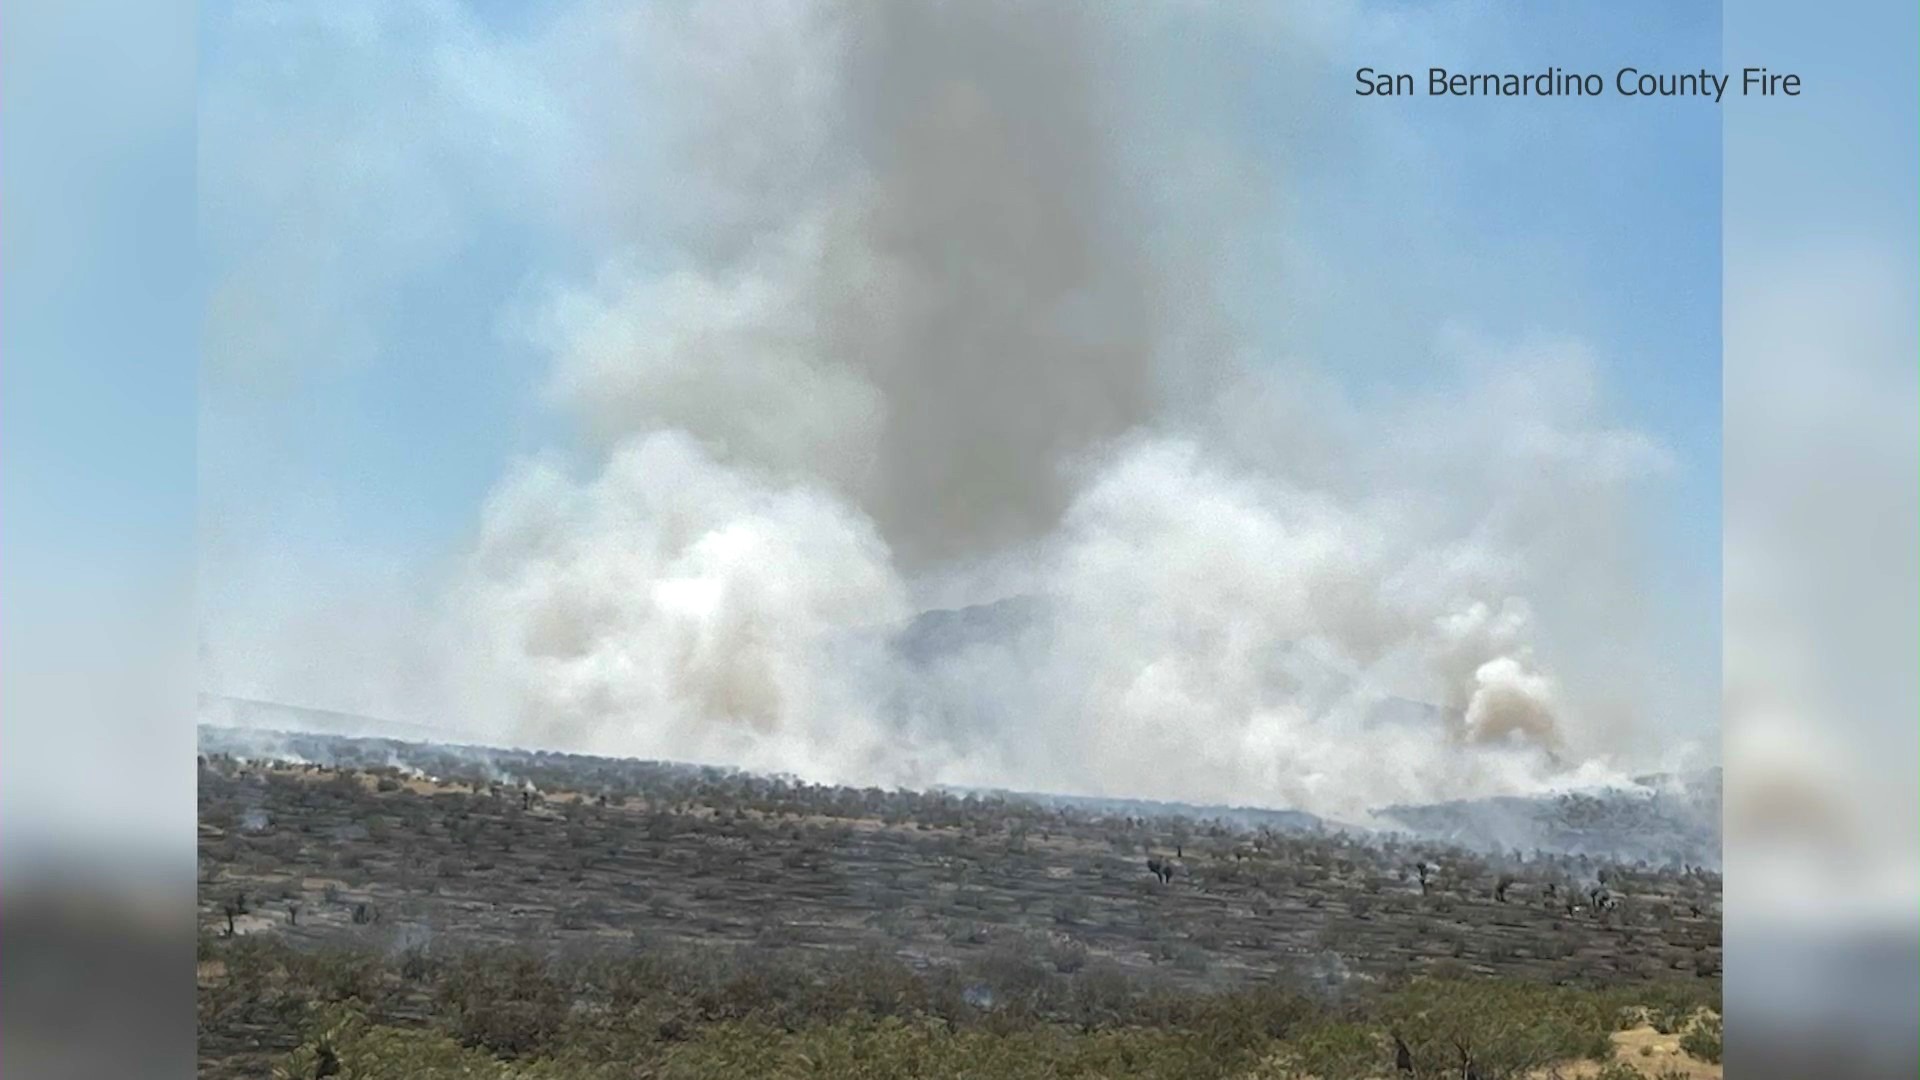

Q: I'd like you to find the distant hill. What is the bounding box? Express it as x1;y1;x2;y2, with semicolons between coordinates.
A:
889;594;1450;754
1375;768;1722;868
893;594;1050;664
940;784;1328;833
196;716;1718;866
199;693;470;743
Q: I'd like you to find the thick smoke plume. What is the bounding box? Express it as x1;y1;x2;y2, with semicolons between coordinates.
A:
231;1;1690;822
546;1;1166;569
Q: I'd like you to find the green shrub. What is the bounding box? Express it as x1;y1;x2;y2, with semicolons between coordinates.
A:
1679;1011;1723;1063
434;950;570;1057
214;938;1721;1080
1647;1002;1689;1034
1375;979;1614;1079
1257;1021;1381;1080
1048;937;1090;974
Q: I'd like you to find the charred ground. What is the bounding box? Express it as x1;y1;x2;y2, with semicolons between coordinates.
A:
196;728;1721;1078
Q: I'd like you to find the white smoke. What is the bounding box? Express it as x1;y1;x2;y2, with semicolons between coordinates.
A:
899;437;1615;820
447;430;912;781
206;0;1695;820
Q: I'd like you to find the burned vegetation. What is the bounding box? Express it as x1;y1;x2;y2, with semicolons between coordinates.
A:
197;730;1721;1078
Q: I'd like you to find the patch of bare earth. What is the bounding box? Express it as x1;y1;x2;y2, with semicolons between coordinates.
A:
1534;1016;1723;1078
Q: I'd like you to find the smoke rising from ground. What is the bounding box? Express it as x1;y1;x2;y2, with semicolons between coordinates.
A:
209;0;1698;821
548;1;1167;568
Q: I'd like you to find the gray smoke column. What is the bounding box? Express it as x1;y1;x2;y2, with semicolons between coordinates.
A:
836;1;1163;565
430;0;1685;815
549;0;1166;568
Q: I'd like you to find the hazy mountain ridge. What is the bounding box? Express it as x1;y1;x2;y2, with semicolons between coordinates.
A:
893;596;1051;665
197;710;1718;866
1376;768;1723;869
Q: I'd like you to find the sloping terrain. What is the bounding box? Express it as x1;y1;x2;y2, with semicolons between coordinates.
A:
197;727;1721;1078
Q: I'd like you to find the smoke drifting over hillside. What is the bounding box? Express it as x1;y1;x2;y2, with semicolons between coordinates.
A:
209;1;1700;823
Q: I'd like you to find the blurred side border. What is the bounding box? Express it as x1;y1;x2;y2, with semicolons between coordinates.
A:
1723;1;1920;1078
2;0;199;1077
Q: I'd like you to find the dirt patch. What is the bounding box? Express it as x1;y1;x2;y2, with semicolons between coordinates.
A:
1540;1019;1723;1078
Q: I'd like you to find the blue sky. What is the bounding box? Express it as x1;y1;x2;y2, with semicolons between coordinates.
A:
1320;2;1725;680
189;0;1724;741
196;0;1720;577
